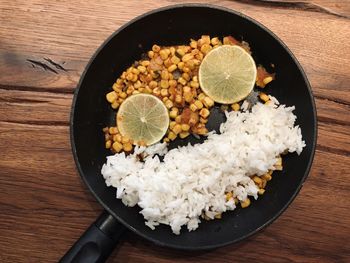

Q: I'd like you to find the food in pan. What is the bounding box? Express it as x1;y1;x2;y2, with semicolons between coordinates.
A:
101;35;304;234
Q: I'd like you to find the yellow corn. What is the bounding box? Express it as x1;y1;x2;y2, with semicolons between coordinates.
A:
160;80;169;89
263;76;273;85
172;124;182;134
179;131;190;139
148;50;154;58
106;91;117;103
112;141;123;152
178;77;187;86
164;99;173;109
168;131;177;141
203;97;214;108
152;87;160;96
175;94;182;104
168;64;177;72
262;173;272;181
258;189;265;195
211;37;220;45
226;192;233;201
123;142;133;152
214;213;222;219
190;81;199;89
184;92;193;103
194;100;203;110
105;140;112;149
200;117;208;124
178;61;185;70
190;103;198;112
108;127;118;135
259;92;269;102
111;101;120;109
161;70;169;80
114;134;122;142
159;50;169;60
152;45;160;52
200;44;212;54
169;121;176;130
175;115;182;124
182;53;193;62
181;124;190;132
169;109;178;119
160;88;169;97
121;136;129;144
240;198;251;208
231;103;240;111
190;40;197;49
199;108;210;118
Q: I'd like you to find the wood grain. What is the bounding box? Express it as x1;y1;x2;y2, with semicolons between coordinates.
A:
0;0;350;262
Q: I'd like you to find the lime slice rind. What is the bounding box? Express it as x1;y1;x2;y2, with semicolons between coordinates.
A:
199;45;257;104
117;94;169;146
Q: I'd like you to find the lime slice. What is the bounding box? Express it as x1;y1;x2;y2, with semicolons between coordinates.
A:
117;94;169;146
199;45;257;104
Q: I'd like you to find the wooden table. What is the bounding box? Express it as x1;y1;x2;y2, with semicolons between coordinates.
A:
1;1;349;262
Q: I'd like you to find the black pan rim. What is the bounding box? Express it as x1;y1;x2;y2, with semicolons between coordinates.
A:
70;3;318;251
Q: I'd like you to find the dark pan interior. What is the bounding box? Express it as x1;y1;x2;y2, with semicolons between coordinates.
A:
71;4;317;250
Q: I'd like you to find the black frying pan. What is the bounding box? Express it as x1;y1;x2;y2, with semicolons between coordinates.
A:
61;4;317;263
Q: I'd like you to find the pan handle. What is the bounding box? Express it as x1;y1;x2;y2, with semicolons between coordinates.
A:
60;210;126;263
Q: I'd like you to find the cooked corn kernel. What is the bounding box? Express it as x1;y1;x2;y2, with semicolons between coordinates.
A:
164;99;174;109
259;92;270;102
152;45;160;52
168;64;177;72
200;117;208;124
108;127;118;135
199;108;210;118
169;109;178;119
169;121;176;130
181;123;190;132
112;141;123;152
263;76;273;85
211;37;220;45
214;213;222;219
240;198;251;208
182;53;193;62
178;77;187;86
190;81;199;89
179;131;190;138
123;142;133;152
190;103;198;112
160;80;169;89
111;101;120;109
263;174;272;181
175;94;182;104
106;91;117;103
226;192;233;201
105;140;112;149
148;50;154;58
168;131;177;141
160;88;169;97
114;134;122;142
184;92;193;103
258;189;265;195
175;115;182;124
172;124;182;134
194;100;203;110
203;97;214;107
231;103;240;111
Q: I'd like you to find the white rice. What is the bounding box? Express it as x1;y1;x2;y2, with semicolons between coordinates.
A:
101;97;305;234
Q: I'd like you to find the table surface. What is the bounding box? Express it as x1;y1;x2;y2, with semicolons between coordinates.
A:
1;1;350;262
